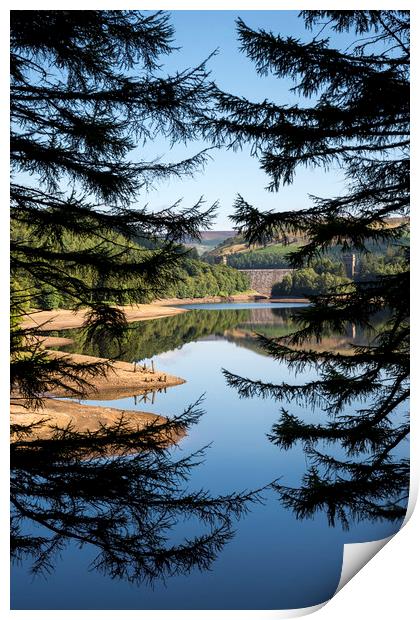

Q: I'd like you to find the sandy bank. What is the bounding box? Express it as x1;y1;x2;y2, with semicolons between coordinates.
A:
269;297;309;303
36;335;75;347
15;299;194;441
13;292;285;439
22;293;268;333
10;398;180;443
15;308;187;437
11;350;185;440
11;338;185;439
154;292;267;306
22;303;188;332
42;350;185;400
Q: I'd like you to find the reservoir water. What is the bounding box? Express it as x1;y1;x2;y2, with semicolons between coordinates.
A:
11;303;408;610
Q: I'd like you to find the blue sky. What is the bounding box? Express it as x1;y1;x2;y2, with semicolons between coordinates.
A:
139;10;348;229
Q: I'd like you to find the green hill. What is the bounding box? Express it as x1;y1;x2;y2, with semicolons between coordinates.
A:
203;234;303;269
203;217;409;270
11;221;251;310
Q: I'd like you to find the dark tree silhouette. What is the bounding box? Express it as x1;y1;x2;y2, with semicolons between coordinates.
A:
10;11;264;584
200;11;410;528
11;10;217;407
11;400;263;582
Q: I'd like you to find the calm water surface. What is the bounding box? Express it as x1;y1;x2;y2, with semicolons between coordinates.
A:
11;303;407;610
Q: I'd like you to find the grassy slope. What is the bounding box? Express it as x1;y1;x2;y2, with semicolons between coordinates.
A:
252;242;302;256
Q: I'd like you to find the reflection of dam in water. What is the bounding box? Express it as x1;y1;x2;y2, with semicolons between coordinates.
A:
241;307;363;340
242;307;292;325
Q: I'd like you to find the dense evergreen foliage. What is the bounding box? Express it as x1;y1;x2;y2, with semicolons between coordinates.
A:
202;11;410;527
10;10;221;406
225;244;299;269
10;10;258;581
12;220;249;310
164;258;249;299
357;244;407;279
272;268;351;298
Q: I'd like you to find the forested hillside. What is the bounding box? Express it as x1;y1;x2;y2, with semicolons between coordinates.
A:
225;243;301;269
272;245;408;297
204;220;409;273
12;221;250;310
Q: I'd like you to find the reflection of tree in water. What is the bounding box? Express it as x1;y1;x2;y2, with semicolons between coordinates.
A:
52;305;379;363
224;302;409;530
54;309;252;361
11;401;263;583
230;307;388;358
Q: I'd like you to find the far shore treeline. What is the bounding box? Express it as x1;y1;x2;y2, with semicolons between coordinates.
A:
13;215;409;308
11;221;251;310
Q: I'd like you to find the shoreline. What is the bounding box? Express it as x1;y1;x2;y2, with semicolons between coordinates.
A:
11;348;185;439
268;297;309;303
45;350;185;400
153;292;267;306
13;294;308;437
22;303;188;333
22;293;308;332
10;398;182;445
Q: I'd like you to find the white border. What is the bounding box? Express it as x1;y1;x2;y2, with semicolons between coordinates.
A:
2;2;418;619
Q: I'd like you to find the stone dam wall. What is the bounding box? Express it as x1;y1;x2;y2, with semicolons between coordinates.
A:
238;268;294;296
